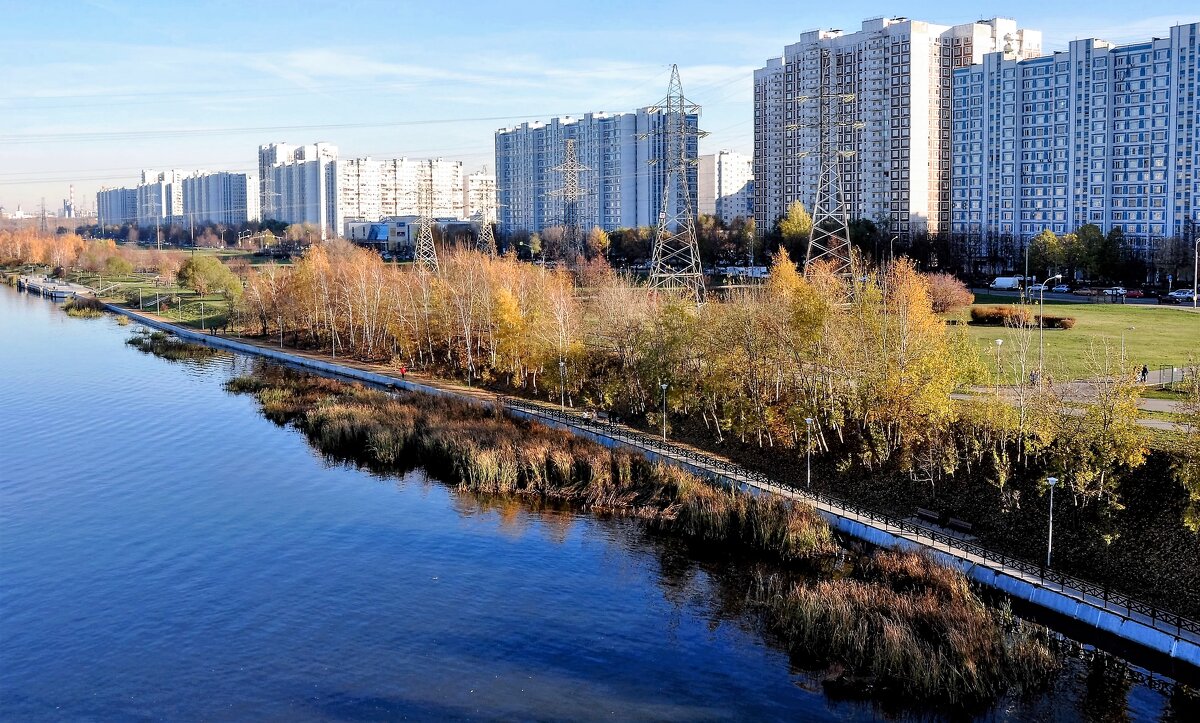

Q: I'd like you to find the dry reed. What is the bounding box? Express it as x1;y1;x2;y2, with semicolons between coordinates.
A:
224;366;1059;705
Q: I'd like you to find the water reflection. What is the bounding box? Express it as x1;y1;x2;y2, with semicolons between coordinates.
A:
1;286;1195;721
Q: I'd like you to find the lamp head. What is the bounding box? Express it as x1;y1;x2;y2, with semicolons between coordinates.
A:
1047;476;1058;487
805;417;814;424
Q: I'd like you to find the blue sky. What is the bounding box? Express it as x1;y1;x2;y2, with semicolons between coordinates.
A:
1;0;1197;212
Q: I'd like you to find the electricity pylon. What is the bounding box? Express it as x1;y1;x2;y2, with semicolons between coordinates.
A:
786;47;862;286
472;209;496;256
469;165;498;255
549;138;590;259
414;159;440;272
645;64;707;303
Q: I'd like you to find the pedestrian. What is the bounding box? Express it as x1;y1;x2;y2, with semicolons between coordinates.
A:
400;365;407;379
1141;365;1149;383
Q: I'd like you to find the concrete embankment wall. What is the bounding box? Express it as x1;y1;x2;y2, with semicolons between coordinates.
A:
103;303;1200;669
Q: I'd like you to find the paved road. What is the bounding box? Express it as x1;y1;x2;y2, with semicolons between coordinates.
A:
974;287;1200;310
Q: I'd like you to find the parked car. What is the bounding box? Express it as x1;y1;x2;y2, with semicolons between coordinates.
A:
1124;289;1145;298
1102;287;1128;297
1164;289;1196;303
1052;284;1071;293
1072;287;1100;296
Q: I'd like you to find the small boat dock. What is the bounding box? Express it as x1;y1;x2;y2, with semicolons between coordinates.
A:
16;275;91;300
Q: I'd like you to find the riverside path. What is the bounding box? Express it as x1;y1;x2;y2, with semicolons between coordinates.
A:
98;301;1200;670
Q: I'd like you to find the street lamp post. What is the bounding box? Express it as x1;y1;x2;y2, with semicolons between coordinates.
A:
1046;476;1059;568
890;235;898;262
1039;274;1062;376
278;316;283;349
805;417;814;489
660;382;668;441
1024;237;1030;302
1193;237;1198;309
558;359;566;410
994;338;1004;380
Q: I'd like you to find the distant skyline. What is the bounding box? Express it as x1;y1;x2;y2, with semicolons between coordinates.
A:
2;1;1197;211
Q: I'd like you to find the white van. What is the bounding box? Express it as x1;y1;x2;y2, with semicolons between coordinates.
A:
989;276;1024;290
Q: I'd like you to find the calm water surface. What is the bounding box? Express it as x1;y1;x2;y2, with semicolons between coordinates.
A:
0;286;1191;721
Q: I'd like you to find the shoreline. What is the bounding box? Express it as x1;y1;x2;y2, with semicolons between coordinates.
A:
94;298;1200;670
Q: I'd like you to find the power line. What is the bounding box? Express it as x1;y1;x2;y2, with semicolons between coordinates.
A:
0;112;577;145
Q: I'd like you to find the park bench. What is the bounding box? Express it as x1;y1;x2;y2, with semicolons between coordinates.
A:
916;507;941;525
947;517;974;535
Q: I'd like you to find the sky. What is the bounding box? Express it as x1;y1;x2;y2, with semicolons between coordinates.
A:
1;0;1198;213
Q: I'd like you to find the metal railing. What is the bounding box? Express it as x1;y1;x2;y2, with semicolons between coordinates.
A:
500;396;1200;643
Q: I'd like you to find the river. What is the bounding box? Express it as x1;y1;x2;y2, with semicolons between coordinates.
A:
0;285;1193;721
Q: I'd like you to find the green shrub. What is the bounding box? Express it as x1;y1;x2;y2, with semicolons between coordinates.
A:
63;296;105;318
970;305;1031;326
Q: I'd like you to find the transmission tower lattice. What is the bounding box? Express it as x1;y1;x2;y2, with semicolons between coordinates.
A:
645;64;708;303
414;160;440;272
472;209;496;256
786;47;863;284
469;165;498;255
550;138;590;259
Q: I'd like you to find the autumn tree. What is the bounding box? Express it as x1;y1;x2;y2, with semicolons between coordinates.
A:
777;201;813;258
925;273;974;314
178;255;241;297
585;226;610;259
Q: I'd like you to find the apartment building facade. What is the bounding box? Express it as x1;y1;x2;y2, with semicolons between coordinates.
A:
134;169;185;227
697;150;753;222
754;16;1040;240
96;187;138;227
180;171;260;226
495;109;698;235
333;157;466;235
463;171;497;223
259;142;339;232
951;22;1200;259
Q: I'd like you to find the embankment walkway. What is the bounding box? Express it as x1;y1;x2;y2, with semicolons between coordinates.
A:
103;302;1200;669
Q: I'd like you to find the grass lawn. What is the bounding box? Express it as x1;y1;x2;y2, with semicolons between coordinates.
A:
961;302;1199;382
1140;388;1191;401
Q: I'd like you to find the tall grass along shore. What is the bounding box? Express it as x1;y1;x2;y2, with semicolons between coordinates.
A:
223;362;1059;704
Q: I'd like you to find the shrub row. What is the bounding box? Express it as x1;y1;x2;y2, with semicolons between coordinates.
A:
970;306;1075;329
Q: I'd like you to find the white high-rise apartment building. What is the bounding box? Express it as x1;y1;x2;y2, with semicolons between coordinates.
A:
951;22;1200;259
754;16;1040;239
135;169;185;227
495;109;698;235
463;171;497;223
697;150;753;222
260;142;338;232
96;187;137;227
181;171;260;226
334;157;466;234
